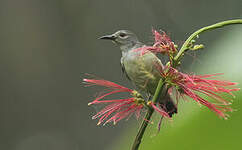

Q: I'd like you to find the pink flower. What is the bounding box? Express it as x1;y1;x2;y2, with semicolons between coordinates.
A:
149;102;171;118
132;30;177;56
152;29;177;54
83;79;145;125
157;67;240;119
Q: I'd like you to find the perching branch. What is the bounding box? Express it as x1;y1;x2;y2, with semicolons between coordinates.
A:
131;79;165;150
173;19;242;66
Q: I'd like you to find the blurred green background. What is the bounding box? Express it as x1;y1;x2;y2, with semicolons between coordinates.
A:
0;0;241;150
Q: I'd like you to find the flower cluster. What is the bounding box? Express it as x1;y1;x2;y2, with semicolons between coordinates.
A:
156;66;239;119
152;29;177;54
83;79;145;125
132;29;177;57
84;78;174;125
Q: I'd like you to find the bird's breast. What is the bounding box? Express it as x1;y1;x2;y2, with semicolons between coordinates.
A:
122;51;161;94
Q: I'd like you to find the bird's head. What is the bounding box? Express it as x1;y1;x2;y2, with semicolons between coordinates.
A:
99;30;140;51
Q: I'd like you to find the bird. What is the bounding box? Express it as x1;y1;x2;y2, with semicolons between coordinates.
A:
99;30;177;117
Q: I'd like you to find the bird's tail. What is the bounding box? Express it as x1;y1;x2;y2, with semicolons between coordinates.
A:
159;93;177;117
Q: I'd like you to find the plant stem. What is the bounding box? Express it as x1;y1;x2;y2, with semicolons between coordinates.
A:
131;19;242;150
174;19;242;65
131;79;165;150
131;107;154;150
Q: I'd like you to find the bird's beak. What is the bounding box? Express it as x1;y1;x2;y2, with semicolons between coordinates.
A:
98;34;116;40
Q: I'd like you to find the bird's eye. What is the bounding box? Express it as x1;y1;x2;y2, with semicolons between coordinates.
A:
119;33;127;38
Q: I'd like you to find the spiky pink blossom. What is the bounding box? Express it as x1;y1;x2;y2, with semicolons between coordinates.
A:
157;66;240;119
149;102;171;118
132;30;177;57
152;29;177;54
83;79;145;125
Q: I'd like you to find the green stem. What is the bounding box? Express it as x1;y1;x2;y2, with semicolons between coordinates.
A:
131;19;242;150
131;79;165;150
131;107;154;150
174;19;242;65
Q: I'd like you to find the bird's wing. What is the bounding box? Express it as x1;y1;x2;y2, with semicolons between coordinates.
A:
120;57;131;81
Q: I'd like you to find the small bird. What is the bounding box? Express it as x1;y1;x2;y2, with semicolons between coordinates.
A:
99;30;177;117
